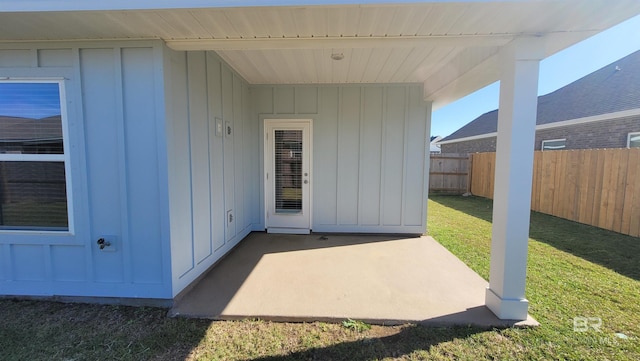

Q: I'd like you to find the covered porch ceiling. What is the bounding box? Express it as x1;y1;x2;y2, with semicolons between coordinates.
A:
1;1;639;108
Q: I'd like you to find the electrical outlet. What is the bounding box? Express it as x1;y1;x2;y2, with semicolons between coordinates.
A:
227;210;234;224
225;121;232;137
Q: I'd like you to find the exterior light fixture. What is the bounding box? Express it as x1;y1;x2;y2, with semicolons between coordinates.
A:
331;53;344;61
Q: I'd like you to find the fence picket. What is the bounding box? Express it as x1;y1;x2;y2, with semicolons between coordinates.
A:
428;153;470;194
467;148;640;237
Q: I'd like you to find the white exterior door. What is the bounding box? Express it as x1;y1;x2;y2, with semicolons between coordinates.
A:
264;119;312;233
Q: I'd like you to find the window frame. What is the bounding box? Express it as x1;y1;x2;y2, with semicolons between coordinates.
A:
628;132;640;148
0;78;74;234
541;138;567;151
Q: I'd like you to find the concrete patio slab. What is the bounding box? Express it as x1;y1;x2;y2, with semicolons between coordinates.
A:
169;232;538;327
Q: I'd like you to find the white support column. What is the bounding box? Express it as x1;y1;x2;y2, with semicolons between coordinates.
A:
485;38;544;320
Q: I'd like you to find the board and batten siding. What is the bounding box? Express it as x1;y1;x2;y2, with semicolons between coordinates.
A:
0;42;173;300
164;49;257;296
1;41;432;301
252;85;431;234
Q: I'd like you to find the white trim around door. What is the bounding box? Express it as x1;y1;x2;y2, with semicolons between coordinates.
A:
264;119;312;234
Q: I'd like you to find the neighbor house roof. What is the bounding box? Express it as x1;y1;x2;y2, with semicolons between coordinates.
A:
430;135;442;152
440;49;640;142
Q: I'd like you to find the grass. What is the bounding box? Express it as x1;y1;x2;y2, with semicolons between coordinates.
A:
1;195;638;360
342;319;372;332
427;195;640;360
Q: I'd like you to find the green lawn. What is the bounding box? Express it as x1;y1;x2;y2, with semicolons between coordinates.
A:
0;195;638;360
427;195;640;360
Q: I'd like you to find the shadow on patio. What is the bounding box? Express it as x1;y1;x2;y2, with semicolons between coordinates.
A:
170;232;536;327
430;195;640;281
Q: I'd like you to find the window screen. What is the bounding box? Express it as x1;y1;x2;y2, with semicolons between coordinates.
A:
629;132;640;148
541;139;566;151
0;82;69;230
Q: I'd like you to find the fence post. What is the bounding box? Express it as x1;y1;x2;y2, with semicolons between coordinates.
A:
467;153;473;194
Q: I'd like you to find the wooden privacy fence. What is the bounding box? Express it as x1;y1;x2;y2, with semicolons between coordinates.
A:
429;153;469;194
470;149;640;237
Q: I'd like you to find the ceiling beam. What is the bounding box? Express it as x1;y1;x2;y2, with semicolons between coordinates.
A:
424;50;500;110
0;0;442;12
165;34;516;51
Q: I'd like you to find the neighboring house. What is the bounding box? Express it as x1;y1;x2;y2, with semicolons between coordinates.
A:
0;0;637;321
430;136;442;154
438;50;640;153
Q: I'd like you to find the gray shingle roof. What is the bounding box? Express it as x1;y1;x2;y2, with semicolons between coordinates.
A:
442;50;640;141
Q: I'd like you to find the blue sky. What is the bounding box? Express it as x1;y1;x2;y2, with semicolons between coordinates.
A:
0;82;61;119
432;14;640;138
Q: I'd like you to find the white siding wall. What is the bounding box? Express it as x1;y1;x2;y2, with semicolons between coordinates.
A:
0;41;430;301
252;85;431;234
0;42;173;300
164;49;256;296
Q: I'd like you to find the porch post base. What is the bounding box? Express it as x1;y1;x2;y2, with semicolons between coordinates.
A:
485;287;529;320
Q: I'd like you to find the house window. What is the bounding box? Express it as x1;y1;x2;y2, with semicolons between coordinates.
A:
541;139;566;151
0;81;70;231
628;132;640;148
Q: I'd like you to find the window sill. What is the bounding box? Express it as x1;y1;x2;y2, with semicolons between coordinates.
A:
0;230;84;246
